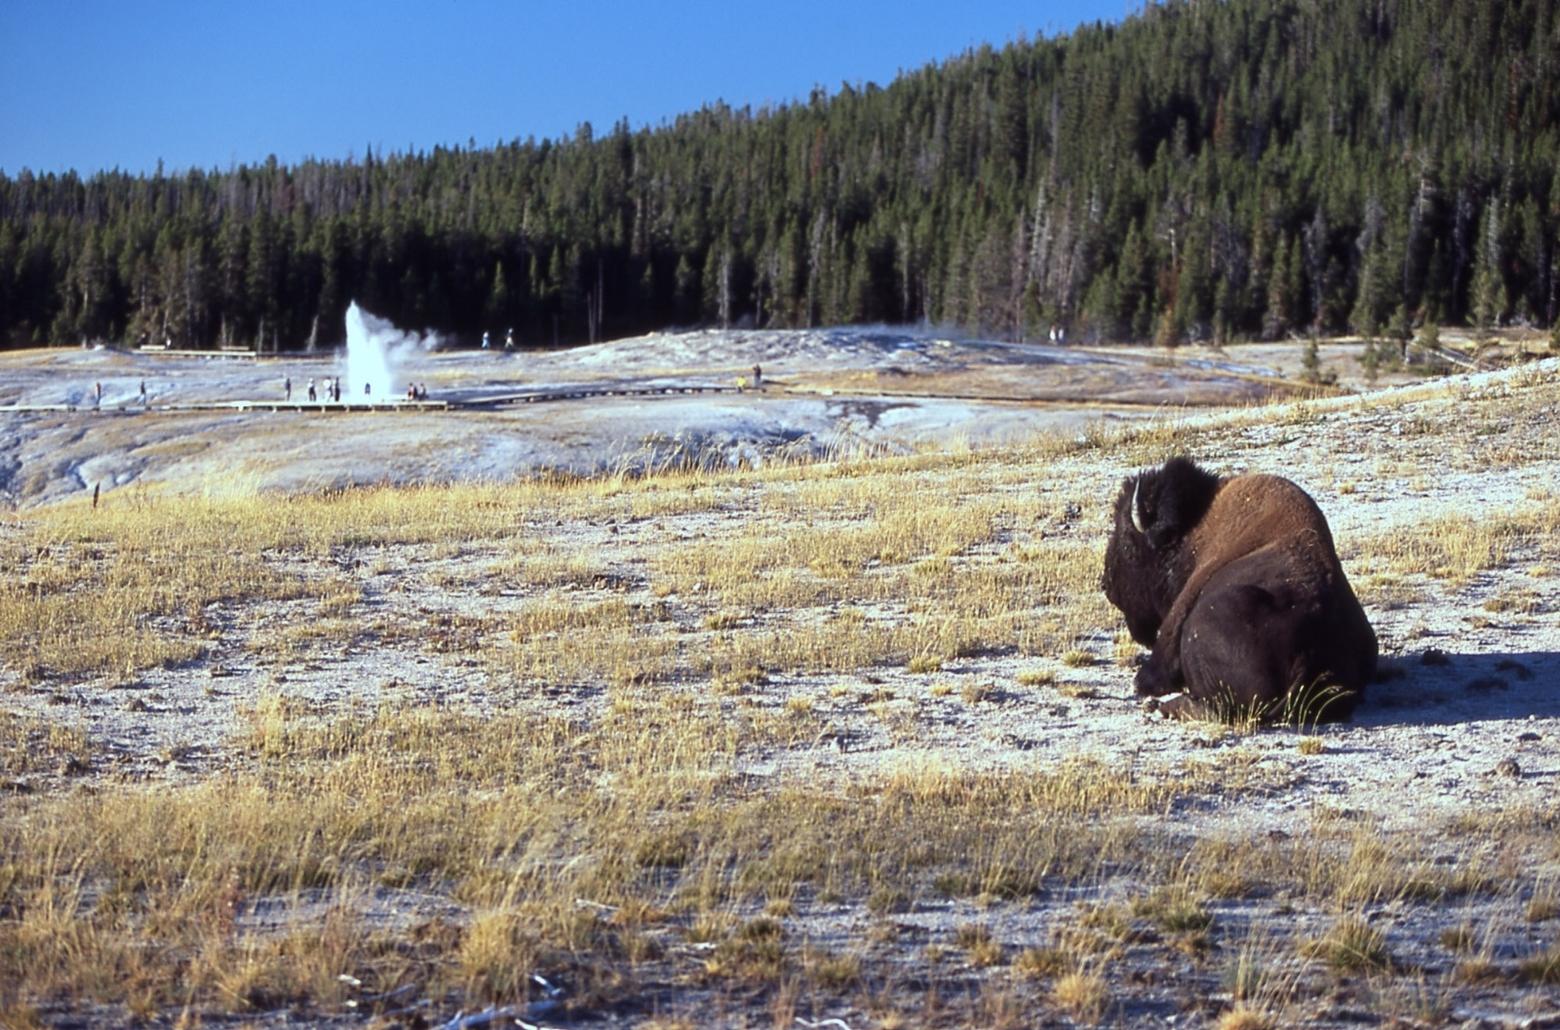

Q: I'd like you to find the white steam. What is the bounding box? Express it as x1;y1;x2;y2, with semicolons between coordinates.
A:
342;301;444;399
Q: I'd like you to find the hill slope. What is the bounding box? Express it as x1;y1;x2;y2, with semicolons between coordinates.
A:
2;359;1557;1026
3;0;1559;350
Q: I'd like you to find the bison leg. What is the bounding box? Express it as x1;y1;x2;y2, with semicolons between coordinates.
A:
1132;575;1210;698
1135;596;1200;696
1133;649;1179;696
1151;693;1202;720
1180;575;1320;720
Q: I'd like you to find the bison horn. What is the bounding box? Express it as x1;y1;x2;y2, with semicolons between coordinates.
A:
1131;478;1148;535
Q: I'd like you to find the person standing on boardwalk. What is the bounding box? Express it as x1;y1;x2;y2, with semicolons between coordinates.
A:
307;378;317;402
284;375;292;401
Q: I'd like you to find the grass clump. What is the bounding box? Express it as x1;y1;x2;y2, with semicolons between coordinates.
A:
1304;916;1392;974
1519;944;1560;984
1132;885;1213;935
954;923;1004;967
1051;969;1108;1022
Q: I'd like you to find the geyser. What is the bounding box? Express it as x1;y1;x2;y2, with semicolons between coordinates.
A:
342;302;444;399
344;301;396;399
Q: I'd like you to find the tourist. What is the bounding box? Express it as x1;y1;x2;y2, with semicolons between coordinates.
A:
307;378;317;402
284;375;292;400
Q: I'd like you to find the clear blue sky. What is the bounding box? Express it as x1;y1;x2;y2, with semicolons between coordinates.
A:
1;0;1132;177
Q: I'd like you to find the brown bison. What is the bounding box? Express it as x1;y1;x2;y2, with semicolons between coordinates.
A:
1101;457;1377;721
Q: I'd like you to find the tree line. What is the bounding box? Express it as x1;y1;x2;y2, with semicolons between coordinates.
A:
2;0;1558;351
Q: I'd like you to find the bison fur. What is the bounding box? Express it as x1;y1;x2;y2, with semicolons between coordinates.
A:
1101;456;1377;722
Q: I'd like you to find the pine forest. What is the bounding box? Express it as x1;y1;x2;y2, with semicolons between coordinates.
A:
2;0;1558;351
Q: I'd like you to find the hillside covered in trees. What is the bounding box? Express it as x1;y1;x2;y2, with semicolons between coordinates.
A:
2;0;1558;351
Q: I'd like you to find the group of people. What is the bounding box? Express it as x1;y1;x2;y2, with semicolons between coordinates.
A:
283;374;428;403
294;376;343;403
87;380;149;407
735;364;763;392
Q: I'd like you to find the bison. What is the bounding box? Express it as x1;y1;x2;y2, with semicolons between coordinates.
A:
1101;457;1377;722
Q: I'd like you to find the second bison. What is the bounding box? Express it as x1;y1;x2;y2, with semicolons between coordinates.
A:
1101;456;1377;722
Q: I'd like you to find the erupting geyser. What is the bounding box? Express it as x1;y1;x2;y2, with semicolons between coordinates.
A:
344;301;396;399
340;302;445;399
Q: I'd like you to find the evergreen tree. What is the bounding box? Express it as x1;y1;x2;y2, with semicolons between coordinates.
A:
2;0;1558;350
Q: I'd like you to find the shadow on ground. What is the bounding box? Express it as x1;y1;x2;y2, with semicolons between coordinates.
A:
1359;649;1560;726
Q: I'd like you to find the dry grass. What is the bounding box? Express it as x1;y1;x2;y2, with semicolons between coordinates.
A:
1051;968;1109;1022
2;362;1558;1024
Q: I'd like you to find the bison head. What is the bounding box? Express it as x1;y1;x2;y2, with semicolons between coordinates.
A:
1100;456;1220;647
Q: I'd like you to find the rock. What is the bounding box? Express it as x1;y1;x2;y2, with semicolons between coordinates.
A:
1492;758;1521;779
1517;731;1541;743
1420;649;1450;667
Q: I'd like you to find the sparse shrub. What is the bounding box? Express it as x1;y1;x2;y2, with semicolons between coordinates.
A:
804;947;861;988
737;916;783;942
1216;1006;1276;1030
1051;969;1108;1022
457;909;535;1000
1359;338;1380;384
1111;631;1139;667
1305;916;1391;974
635;832;691;869
1452;958;1505;984
961;680;995;703
1439;924;1476;952
1017;668;1056;688
783;696;814;717
1519;943;1560;984
1527;892;1560;923
1297;736;1326;755
1301;337;1322;383
907;654;943;674
867;887;910;916
686;912;736;944
762;897;795;918
1060;648;1094;668
1077;902;1133;940
1133;886;1212;935
955;923;1003;966
713;663;767;695
1014;946;1073;979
